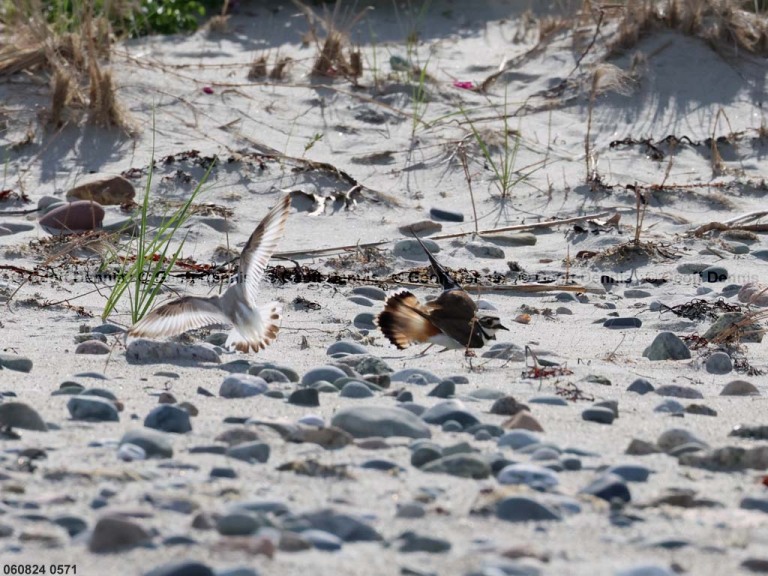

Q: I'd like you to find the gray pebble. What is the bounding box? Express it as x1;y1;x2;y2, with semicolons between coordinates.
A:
0;353;33;373
429;208;464;222
428;380;455;398
582;406;615;425
217;512;259;536
287;388;320;407
303;529;343;551
604;318;642;329
256;368;290;384
391;368;441;384
301;366;348;386
497;430;541;450
353;313;377;330
88;515;151;553
327;340;368;356
331;406;431;439
654;399;685;414
627;378;654;395
67;396;119;422
397;531;451;553
126;340;220;364
219;375;268;398
75;340;111;355
119;429;173;458
394;238;440;261
580;473;631;503
605;464;653;482
624;289;651;298
0;402;47;431
226;442;270;464
347;295;374;307
700;265;728;283
528;395;568;406
497;463;559;490
496;496;562;522
421;399;479;427
144;405;191;433
642;332;691;361
466;242;505;259
420;453;491;479
339;381;375;398
351;286;386;301
655;384;704;399
721;380;760;396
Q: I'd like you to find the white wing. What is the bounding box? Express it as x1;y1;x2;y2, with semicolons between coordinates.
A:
128;296;230;338
239;195;291;307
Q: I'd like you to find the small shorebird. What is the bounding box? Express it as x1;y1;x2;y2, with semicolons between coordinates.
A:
128;195;291;353
376;235;508;354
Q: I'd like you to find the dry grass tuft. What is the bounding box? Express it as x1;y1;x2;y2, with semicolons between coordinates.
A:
294;0;370;81
49;68;74;127
248;54;268;80
608;0;768;57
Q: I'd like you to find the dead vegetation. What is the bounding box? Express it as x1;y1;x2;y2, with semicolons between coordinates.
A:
0;0;133;132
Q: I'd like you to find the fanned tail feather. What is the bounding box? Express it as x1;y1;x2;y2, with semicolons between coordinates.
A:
376;291;438;349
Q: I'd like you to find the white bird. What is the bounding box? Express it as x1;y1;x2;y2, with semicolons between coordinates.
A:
128;195;291;353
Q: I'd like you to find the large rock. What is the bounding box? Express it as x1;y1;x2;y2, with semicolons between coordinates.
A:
66;173;136;206
39;200;105;234
331;406;431;439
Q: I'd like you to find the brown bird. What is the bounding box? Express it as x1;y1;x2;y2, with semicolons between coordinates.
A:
376;235;508;352
128;195;291;353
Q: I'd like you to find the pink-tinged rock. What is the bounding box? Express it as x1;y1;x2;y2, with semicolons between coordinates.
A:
738;282;768;307
66;173;136;206
39;200;105;234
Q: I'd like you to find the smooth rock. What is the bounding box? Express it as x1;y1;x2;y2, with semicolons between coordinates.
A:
39;200;105;234
738;282;768;307
119;429;173;458
301;366;348;386
302;529;343;551
144;405;191;433
654;385;704;399
350;286;387;301
226;442;270;464
466;242;505;259
0;354;33;373
144;561;214;576
331;406;431;439
88;515;151;553
428;380;455;398
604;317;642;329
497;463;559;490
296;510;382;542
582;406;615;424
699;265;728;283
421;399;479;427
391;368;441;384
642;332;691;361
220;375;268;398
580;473;631;503
490;396;529;416
126;340;220;364
720;380;760;396
654;399;685;414
740;496;768;514
420;453;491;479
527;395;568;406
394;238;440;261
339;381;375;399
429;208;464;222
398;531;451;553
496;496;562;522
706;351;732;374
67;173;136;205
0;402;47;431
67;396;119;422
657;428;705;452
498;430;541;450
502;411;544;432
287;388;320;407
605;464;653;483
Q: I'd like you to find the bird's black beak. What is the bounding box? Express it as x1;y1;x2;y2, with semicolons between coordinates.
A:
499;323;509;331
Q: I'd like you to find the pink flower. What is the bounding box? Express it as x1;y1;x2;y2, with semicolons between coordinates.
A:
453;80;474;90
202;86;214;94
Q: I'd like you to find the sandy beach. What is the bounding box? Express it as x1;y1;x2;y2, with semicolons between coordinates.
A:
1;1;768;575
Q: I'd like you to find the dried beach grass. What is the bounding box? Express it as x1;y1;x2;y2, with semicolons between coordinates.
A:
608;0;768;57
294;0;370;81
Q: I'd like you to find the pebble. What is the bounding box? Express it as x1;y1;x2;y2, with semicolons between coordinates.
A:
396;502;426;519
0;402;47;431
490;396;529;416
421;399;480;427
217;512;260;535
0;222;34;235
353;313;377;330
226;442;270;464
497;463;559;490
339;381;375;398
53;515;88;537
428;380;455;398
615;565;677;576
66;173;136;205
301;366;348;386
527;395;568;406
685;403;717;416
119;429;173;458
654;384;704;399
295;509;382;542
126;340;220;364
144;561;215;576
739;282;768;307
421;453;491;479
705;351;732;374
256;369;290;384
496;496;562;522
429;208;464;222
219;375;268;398
642;332;691;361
657;428;706;452
466;242;505;259
394;237;440;261
603;317;642;329
39;200;105;234
580;473;631;503
391;368;441;384
117;443;147;461
351;286;387;301
720;380;760;396
582;406;615;424
411;444;443;468
398;220;442;236
625;439;661;455
398;531;451;553
740;496;768;514
302;529;344;551
679;445;768;471
88;515;151;553
481;232;536;246
498;430;541;450
346;295;373;307
605;464;653;482
653;399;685;414
481;342;525;361
67;396;119;422
624;289;651;298
700;265;728;282
287;388;320;407
144;405;191;433
331;406;431;439
502;411;544;432
0;354;33;373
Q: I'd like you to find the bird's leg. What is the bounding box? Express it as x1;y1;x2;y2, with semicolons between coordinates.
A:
417;343;435;356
